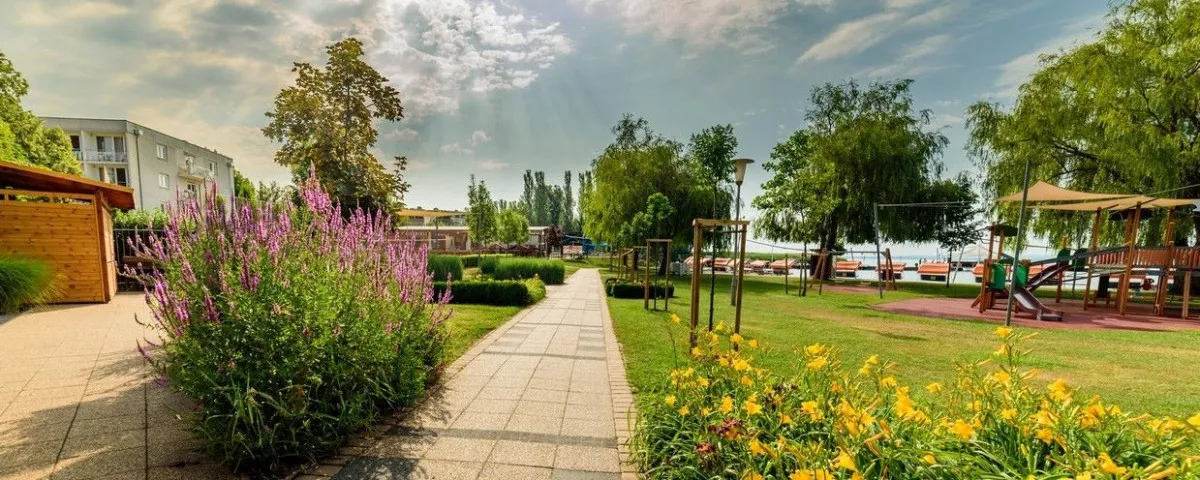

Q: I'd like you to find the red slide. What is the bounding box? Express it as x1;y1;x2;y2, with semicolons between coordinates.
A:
1010;285;1064;321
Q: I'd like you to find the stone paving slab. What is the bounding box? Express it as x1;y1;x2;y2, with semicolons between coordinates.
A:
0;296;233;480
329;269;636;480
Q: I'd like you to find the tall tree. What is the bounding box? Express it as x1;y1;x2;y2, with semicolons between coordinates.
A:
561;170;575;231
256;181;296;206
689;124;739;219
966;0;1200;244
496;207;531;245
533;171;549;225
752;79;951;258
233;169;256;203
467;175;498;246
577;171;594;235
548;185;563;228
520;170;535;221
262;38;408;214
0;51;80;175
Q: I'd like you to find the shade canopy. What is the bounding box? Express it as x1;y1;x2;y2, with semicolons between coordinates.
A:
995;181;1135;203
1033;196;1199;211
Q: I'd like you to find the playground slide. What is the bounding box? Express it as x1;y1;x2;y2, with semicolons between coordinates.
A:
1026;262;1071;291
1010;285;1064;321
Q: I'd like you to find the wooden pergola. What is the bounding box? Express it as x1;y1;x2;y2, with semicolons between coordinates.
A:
688;219;748;348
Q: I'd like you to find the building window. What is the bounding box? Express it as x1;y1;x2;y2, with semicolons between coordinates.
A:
156;144;167;160
184;153;195;166
101;167;128;187
158;173;169;189
185;183;199;199
208;161;216;174
96;136;107;151
70;135;80;150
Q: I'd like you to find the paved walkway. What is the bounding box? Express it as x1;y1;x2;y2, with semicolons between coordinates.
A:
0;296;234;480
332;269;636;480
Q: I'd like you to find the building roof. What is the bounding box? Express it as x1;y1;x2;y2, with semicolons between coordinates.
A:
396;208;466;218
39;116;233;162
0;160;136;209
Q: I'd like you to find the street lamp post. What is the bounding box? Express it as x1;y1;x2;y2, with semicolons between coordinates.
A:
729;159;754;305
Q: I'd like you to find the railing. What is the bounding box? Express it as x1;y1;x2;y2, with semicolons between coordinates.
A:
113;228;163;292
178;162;214;179
74;149;128;163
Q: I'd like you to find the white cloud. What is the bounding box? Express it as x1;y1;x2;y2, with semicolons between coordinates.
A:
858;33;952;78
407;159;434;172
469;130;491;145
383;127;421;142
796;0;964;65
478;159;509;171
577;0;831;54
797;12;901;63
441;142;474;155
992;13;1104;96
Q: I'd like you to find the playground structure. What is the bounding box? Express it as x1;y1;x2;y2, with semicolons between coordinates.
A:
973;181;1199;321
688;219;749;348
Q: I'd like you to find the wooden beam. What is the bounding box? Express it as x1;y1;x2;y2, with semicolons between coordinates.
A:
734;225;748;336
1118;204;1143;315
1083;208;1101;310
692;218;751;228
689;223;703;348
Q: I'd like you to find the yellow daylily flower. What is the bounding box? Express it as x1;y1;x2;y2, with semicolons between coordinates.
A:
1097;452;1126;475
879;376;897;388
806;356;828;371
922;453;937;465
805;344;828;356
748;339;758;349
664;395;676;407
720;396;734;413
749;438;767;455
926;382;943;393
781;413;793;425
1187;412;1200;428
670;314;681;324
1000;408;1018;421
741;376;755;386
730;333;744;344
678;406;690;416
733;359;751;371
994;326;1013;338
691;346;702;357
1035;428;1055;444
744;398;763;415
949;419;975;440
836;449;857;471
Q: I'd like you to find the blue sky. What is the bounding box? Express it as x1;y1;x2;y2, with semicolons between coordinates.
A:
3;0;1109;255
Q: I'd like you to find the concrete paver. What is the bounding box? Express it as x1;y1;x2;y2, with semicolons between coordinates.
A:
334;269;635;479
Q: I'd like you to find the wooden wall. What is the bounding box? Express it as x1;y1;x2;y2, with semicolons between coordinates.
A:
0;190;108;303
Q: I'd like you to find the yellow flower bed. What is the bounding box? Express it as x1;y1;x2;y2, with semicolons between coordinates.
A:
632;319;1200;479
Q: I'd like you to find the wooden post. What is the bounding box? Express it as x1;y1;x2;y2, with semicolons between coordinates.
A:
664;241;671;311
1156;208;1176;316
976;224;997;307
783;253;789;295
689;223;703;348
1083;208;1102;310
815;249;827;295
734;225;748;335
644;242;651;310
884;248;896;291
1183;273;1192;319
1118;203;1143;315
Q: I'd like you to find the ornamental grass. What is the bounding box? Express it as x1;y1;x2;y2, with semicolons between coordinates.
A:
128;178;452;472
633;319;1200;479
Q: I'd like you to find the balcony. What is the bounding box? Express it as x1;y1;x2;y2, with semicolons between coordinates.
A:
74;149;128;163
178;161;214;181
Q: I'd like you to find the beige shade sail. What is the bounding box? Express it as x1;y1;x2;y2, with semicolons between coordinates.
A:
995;181;1136;203
1033;196;1199;211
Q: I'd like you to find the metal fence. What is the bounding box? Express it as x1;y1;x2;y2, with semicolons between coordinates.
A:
113;228;162;292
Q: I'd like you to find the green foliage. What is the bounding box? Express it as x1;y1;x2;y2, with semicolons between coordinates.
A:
467;175;498;246
460;254;508;269
491;258;566;285
966;0;1200;244
689;124;739;218
112;208;168;229
752;79;951;252
262;38;408;214
633;326;1200;479
561;170;575;231
585;115;731;246
0;256;60;314
256;181;296;207
0;50;81;174
496;207;531;245
479;255;503;275
428;255;465;281
606;281;674;299
930;174;983;253
431;278;545;306
618;193;675;247
233;169;256;203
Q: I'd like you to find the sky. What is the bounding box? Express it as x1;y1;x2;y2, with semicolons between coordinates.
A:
1;0;1111;257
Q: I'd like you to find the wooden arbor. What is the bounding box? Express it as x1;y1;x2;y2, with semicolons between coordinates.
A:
688;219;748;348
644;238;672;311
0;160;135;303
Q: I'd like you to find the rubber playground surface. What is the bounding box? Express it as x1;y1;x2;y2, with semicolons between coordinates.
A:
874;296;1200;331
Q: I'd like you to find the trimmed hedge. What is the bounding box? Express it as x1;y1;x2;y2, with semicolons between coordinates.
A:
492;258;566;285
607;281;674;299
479;255;503;274
432;277;546;306
0;256;60;314
428;255;465;281
461;254;509;269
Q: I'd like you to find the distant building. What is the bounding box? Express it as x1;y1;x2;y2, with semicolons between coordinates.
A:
39;117;235;209
395;207;468;226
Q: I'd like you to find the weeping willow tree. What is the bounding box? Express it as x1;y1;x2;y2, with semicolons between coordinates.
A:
752;79;972;270
967;0;1200;247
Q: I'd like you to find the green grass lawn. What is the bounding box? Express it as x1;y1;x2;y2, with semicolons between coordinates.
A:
605;270;1200;417
443;304;523;362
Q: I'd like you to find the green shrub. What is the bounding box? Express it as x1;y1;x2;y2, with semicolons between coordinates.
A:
607;281;674;299
433;278;546;306
492;258;566;284
633;326;1200;479
479;255;504;274
461;254;508;269
112;208;168;229
129;179;450;473
428;255;464;281
0;256;60;314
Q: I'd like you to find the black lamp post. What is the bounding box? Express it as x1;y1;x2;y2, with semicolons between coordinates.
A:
729;158;754;305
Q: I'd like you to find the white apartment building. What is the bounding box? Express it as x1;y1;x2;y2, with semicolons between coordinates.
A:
39;117;235;209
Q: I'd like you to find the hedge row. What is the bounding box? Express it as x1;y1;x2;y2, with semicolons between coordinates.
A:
432;277;546;306
460;254;509;269
428;255;465;281
607;281;674;299
491;258;566;285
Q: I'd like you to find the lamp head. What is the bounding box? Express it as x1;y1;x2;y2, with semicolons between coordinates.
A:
733;158;755;185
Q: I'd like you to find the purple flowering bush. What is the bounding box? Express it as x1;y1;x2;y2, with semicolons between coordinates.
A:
130;179;451;471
